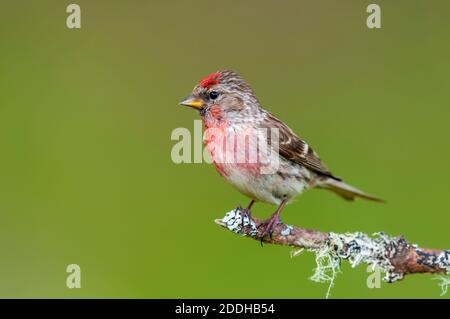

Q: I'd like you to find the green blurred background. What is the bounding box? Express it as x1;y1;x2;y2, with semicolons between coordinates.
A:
0;0;449;298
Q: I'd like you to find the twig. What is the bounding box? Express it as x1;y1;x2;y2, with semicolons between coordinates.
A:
215;207;450;297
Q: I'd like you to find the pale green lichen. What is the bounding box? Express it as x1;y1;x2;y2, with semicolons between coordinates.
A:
290;248;304;258
304;232;449;297
433;275;450;296
308;241;342;299
304;232;401;298
219;208;450;298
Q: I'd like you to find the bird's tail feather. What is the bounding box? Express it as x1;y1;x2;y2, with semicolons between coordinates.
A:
319;178;384;203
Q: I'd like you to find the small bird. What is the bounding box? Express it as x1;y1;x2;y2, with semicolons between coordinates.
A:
180;70;383;238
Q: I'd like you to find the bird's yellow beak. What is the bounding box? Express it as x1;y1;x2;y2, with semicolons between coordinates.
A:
179;95;205;110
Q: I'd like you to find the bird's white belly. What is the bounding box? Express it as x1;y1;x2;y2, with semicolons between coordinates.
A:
221;160;312;205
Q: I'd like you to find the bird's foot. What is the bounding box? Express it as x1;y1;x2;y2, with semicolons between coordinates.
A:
257;214;281;245
242;207;251;219
240;207;252;228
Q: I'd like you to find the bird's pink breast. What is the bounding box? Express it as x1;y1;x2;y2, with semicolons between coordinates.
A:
203;121;229;177
203;121;263;179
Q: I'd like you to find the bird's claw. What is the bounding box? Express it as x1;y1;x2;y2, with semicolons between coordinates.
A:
239;207;252;228
257;216;281;246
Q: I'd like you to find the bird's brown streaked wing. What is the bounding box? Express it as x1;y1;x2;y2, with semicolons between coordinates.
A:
260;112;340;180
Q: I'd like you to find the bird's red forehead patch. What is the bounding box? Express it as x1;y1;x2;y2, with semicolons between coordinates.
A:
199;72;221;88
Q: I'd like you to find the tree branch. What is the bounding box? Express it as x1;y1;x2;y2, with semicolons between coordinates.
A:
215;207;450;296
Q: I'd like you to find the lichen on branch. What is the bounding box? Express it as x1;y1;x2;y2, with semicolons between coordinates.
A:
215;207;450;298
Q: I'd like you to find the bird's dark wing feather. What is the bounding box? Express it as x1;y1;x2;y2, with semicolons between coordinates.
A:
260;111;340;180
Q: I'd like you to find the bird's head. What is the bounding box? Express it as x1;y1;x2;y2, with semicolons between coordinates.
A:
180;70;260;121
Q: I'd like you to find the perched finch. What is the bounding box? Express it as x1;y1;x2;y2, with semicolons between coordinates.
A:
180;70;383;238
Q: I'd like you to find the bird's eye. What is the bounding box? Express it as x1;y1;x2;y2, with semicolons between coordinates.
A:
209;91;219;100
